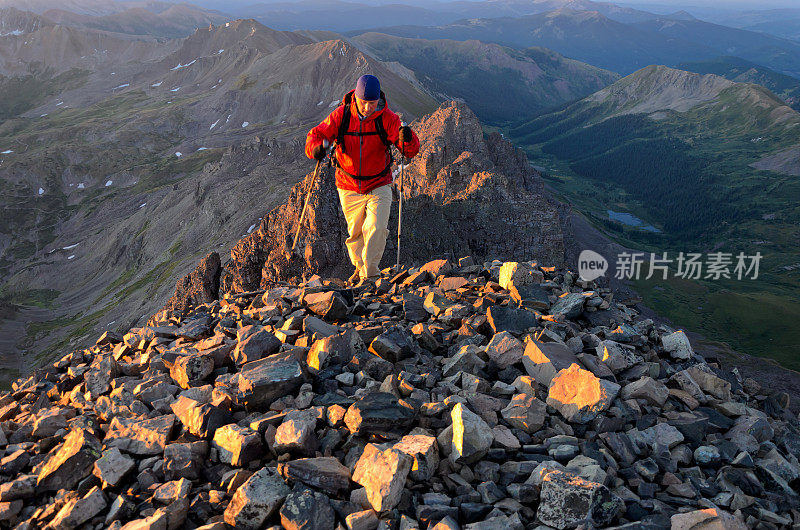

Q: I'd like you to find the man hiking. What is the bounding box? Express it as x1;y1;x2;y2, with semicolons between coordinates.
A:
305;74;420;286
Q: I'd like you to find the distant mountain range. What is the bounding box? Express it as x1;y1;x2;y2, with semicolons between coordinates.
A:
348;8;800;78
351;32;619;124
678;56;800;111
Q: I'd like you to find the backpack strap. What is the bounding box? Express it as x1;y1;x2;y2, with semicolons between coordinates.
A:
336;93;353;155
336;92;394;155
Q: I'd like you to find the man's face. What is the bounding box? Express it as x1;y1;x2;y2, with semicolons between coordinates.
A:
355;96;379;118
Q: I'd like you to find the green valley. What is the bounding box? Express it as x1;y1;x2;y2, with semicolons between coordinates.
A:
509;65;800;369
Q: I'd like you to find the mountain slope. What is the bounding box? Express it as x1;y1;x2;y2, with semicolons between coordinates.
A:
507;65;800;369
0;20;438;386
678;56;800;111
351;32;619;124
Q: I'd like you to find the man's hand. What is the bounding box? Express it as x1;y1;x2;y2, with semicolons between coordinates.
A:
312;143;327;160
398;125;412;144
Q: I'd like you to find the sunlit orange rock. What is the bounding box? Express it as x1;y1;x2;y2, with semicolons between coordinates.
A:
546;363;620;424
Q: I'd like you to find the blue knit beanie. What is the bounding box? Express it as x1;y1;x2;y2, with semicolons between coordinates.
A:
355;75;380;101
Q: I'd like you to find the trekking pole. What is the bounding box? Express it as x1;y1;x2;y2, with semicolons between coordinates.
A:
396;122;406;269
292;140;328;253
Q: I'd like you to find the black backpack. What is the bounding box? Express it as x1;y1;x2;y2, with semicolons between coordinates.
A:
333;91;394;180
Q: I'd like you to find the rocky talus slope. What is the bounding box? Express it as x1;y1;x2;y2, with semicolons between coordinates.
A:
1;256;799;529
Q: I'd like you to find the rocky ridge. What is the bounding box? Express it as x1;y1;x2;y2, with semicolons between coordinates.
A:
1;253;799;529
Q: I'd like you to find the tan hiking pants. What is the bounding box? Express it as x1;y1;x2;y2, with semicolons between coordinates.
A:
337;184;392;279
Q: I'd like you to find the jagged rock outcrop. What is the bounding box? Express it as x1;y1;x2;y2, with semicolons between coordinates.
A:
219;160;348;293
161;251;222;315
214;101;565;296
4;257;799;529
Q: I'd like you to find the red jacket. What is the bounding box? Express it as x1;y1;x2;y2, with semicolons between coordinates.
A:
305;90;420;194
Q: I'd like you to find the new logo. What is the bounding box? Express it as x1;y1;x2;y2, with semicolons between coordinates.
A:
578;250;608;281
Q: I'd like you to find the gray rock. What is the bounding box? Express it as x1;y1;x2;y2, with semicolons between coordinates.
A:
170;353;215;389
237;353;305;410
620;376;669;407
486;305;538;336
450;403;494;464
369;326;414;363
485;331;524;369
308;329;365;372
278;457;351;496
212;424;263;467
233;328;282;366
685;366;731;401
170;396;231;439
305;290;348;321
224;466;291;530
94;447;136;487
105;414;177;455
500;393;547;434
595;341;642;374
274;410;318;455
279;488;335;530
353;443;412;512
163;441;208;481
394;433;439;481
522;339;580;388
37;428;102;492
50;485;107;530
670;507;747;530
661;330;693;360
536;469;623;529
549;293;587;319
0;475;36;501
344;392;416;438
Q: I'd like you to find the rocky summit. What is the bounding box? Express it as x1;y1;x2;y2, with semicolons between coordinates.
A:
2;255;799;530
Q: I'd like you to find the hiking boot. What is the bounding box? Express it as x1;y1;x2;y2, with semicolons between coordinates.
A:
355;276;378;289
347;270;361;285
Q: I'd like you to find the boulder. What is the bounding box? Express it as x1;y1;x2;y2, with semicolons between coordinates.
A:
93;447;136;487
224;466;291;530
352;443;413;512
486;305;538;336
546;363;620;424
278;457;351;495
274;410;318;455
451;403;494;464
37;428;102;492
279;488;335;530
344;392;416;438
500;393;547;434
595;341;642;374
670;508;747;530
485;331;524;369
237;353;305;410
170;353;215;389
394;434;440;481
50;486;107;530
522;339;581;388
105;414;176;455
661;330;693;360
549;293;587;319
232;328;282;366
212;424;263;467
536;469;623;529
620;376;669;407
170;396;231;438
305;291;348;321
